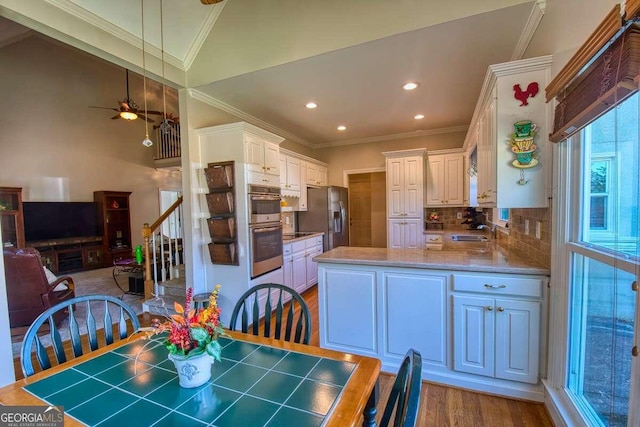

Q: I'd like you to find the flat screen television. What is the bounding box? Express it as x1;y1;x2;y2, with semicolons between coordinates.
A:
23;202;99;242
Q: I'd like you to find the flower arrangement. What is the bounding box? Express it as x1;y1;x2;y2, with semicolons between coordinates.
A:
146;285;227;361
428;211;440;221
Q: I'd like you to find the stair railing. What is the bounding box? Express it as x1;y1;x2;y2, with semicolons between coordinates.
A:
142;196;184;299
154;121;181;160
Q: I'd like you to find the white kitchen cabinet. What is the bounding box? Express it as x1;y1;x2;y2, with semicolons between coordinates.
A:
319;267;378;356
382;272;447;368
383;149;425;249
245;133;280;176
279;155;301;196
306;162;319;186
387;218;422;249
299;162;308;211
288;235;324;295
426;150;465;206
283;244;293;289
452;272;543;385
464;56;552;208
317;165;328;186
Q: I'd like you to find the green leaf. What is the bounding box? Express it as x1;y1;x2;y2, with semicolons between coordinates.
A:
190;327;209;342
206;340;222;362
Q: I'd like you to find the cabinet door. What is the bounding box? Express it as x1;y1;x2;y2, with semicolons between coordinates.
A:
279;155;287;188
305;245;320;287
494;298;540;384
477;100;496;205
403;156;422;217
319;268;378;354
283;254;294;289
286;157;301;191
317;166;328;186
387;219;404;249
444;154;464;205
245;134;265;173
307;162;319;186
383;272;447;367
299;163;308;211
263;141;280;175
426;155;445;206
292;250;307;294
453;295;495;378
386;158;404;217
403;219;423;249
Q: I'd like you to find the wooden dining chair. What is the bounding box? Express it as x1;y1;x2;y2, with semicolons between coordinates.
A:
380;349;423;427
20;295;141;377
229;283;311;344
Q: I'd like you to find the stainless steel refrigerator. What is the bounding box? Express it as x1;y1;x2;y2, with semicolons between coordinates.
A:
297;186;349;252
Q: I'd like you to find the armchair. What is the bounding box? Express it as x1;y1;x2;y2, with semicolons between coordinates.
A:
3;247;75;328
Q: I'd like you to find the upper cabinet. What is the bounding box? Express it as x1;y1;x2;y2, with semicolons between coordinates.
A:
245;134;280;176
426;150;465;206
279;155;301;196
464;56;553;208
279;148;328;211
383;149;426;249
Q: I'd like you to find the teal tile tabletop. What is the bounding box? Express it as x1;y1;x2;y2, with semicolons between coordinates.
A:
22;337;358;426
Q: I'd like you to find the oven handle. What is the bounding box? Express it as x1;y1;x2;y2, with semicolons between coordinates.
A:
251;226;282;233
250;195;282;201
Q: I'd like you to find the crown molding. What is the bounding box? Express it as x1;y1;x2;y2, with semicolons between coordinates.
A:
313;125;470;149
187;89;313;147
43;0;185;71
183;2;226;70
510;0;546;61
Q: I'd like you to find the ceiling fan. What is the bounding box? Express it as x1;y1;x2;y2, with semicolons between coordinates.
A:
89;69;161;123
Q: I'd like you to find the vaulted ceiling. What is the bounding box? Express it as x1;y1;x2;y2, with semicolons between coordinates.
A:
0;0;543;147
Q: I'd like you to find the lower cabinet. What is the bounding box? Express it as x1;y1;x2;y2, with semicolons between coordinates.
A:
453;295;540;384
318;263;548;401
283;235;324;295
387;218;423;249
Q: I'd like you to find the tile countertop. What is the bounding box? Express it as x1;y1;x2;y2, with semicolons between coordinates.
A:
282;232;324;244
313;244;550;276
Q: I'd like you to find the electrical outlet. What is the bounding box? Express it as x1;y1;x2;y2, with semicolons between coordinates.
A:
285;216;290;225
524;220;530;235
536;221;542;239
456;212;462;220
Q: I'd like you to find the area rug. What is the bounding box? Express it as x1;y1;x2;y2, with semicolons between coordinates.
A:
11;267;145;358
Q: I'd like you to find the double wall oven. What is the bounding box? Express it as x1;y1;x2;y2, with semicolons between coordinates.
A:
248;185;283;278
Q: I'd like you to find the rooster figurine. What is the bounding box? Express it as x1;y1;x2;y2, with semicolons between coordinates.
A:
513;82;539;106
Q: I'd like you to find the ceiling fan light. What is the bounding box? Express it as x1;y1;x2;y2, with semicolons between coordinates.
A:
120;111;138;120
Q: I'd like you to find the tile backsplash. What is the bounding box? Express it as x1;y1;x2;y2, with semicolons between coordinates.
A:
424;206;551;269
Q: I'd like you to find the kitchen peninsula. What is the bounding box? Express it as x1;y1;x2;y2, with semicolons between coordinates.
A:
315;242;550;402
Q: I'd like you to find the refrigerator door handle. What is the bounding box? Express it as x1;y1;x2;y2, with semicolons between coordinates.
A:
339;201;345;234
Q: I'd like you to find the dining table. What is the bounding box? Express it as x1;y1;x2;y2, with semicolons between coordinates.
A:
0;330;381;427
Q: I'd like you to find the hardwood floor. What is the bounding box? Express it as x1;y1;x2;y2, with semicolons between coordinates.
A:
12;285;553;426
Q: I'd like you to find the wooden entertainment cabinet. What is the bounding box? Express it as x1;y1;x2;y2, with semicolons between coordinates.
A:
28;236;104;274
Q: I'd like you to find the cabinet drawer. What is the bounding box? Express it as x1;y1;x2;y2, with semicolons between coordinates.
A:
424;234;443;244
283;244;292;256
452;273;543;298
291;240;306;253
306;235;323;248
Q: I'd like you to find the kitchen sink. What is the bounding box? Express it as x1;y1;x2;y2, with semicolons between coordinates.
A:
451;234;489;242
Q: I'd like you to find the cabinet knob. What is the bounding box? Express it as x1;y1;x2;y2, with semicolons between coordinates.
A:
262;166;266;170
633;346;639;357
486;306;493;311
497;306;504;312
633;280;638;292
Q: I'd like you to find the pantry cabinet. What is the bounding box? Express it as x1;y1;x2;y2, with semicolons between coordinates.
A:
383;149;425;249
426;150;465;206
465;55;553;208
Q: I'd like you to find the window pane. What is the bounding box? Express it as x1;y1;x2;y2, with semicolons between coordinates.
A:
582;93;640;256
568;254;636;426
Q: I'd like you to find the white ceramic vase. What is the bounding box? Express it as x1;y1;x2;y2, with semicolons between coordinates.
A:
169;352;214;388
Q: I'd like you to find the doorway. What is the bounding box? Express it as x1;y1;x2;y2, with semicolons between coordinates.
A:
347;171;386;247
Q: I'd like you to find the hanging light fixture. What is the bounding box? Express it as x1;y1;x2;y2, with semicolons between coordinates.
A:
140;0;153;148
159;0;171;136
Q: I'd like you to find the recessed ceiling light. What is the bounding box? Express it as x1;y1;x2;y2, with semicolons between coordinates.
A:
414;114;425;120
305;102;318;109
403;82;420;91
337;125;346;131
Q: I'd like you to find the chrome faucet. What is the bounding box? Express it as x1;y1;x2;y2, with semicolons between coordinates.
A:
476;224;497;239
